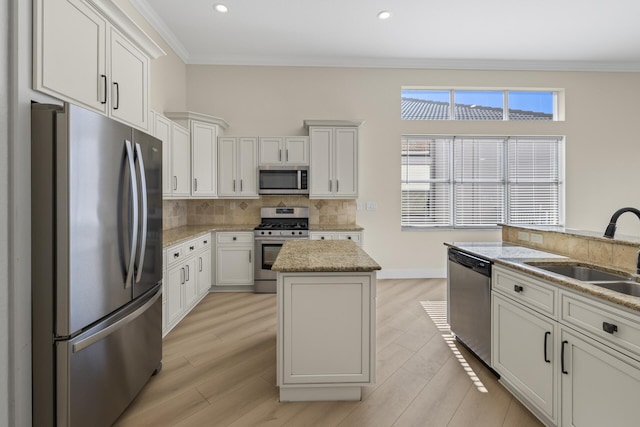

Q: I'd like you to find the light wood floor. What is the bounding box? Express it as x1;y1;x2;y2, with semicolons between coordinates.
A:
114;279;542;427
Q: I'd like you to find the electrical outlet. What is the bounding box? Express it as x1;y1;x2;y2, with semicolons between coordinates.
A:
517;231;530;241
530;233;544;244
366;201;377;211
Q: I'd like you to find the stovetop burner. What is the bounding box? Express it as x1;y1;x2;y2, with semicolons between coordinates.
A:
255;206;310;237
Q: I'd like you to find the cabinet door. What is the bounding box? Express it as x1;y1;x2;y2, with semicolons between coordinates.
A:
309;128;333;198
217;137;237;197
282;275;372;384
171;125;191;197
238;137;258;197
153;113;172;196
35;0;107;114
196;248;212;297
191;122;218;197
183;258;198;309
334;128;358;198
259;137;283;165
309;232;336;241
166;264;184;326
216;246;253;286
492;293;557;424
109;28;149;130
284;137;309;165
561;328;640;427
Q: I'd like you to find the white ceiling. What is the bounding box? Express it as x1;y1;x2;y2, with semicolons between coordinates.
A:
130;0;640;71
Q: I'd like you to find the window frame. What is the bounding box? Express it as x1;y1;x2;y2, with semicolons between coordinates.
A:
401;88;560;121
401;135;565;230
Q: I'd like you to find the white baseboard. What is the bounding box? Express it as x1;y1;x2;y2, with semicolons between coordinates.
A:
377;269;447;279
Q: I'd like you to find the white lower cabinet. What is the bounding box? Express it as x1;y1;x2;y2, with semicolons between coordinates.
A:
215;232;254;287
560;328;640;427
309;230;363;246
493;292;558;425
163;233;212;336
492;265;640;427
278;272;377;402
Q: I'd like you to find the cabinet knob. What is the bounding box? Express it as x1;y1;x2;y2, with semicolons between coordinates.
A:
347;236;352;240
204;240;208;244
321;236;325;240
514;284;524;293
233;236;237;241
190;245;195;250
173;252;179;258
602;322;618;334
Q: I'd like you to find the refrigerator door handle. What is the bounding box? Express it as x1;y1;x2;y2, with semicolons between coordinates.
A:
125;140;139;289
71;290;161;353
134;143;148;283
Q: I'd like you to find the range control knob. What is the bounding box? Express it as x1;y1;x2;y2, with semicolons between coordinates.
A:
268;231;272;235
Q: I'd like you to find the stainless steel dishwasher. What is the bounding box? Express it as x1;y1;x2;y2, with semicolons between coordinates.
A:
447;248;496;374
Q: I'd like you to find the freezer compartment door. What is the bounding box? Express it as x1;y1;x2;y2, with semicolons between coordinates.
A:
56;287;162;427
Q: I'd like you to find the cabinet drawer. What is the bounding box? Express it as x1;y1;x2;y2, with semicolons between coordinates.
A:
166;244;184;267
561;292;640;358
493;267;557;318
217;232;253;244
337;232;361;244
183;238;199;255
310;232;335;241
196;233;211;249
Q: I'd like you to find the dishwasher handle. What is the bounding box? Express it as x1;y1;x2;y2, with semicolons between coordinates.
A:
448;249;492;277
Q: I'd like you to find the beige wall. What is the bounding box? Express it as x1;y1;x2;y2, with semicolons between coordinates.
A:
185;65;640;276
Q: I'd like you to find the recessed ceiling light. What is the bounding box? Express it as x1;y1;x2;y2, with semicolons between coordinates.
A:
377;11;391;20
214;3;229;13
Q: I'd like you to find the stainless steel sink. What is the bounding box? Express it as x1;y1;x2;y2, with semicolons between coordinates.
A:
529;263;629;282
591;281;640;297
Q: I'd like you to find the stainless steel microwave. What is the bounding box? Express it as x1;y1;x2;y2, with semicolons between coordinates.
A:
258;166;309;195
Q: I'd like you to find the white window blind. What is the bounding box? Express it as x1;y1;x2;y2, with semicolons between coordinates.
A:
401;135;563;228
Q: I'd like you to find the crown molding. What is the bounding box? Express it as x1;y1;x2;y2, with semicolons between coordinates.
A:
86;0;165;59
165;111;229;129
129;0;189;63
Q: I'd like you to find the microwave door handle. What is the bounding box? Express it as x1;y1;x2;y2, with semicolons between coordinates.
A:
134;143;148;283
297;170;302;190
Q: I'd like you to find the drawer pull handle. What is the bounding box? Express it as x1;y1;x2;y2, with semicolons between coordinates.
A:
544;331;551;363
321;236;325;240
190;245;195;250
561;340;569;374
233;236;237;241
173;252;179;258
514;284;524;293
602;322;618;334
204;240;208;244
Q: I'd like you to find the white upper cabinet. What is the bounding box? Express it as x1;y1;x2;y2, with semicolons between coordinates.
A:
34;0;108;114
152;112;172;196
108;28;149;130
170;124;191;197
166;112;229;199
259;137;309;166
218;137;259;198
33;0;164;131
306;121;362;199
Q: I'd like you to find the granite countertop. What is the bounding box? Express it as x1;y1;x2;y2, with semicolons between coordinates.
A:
163;224;257;247
309;224;364;231
500;223;640;246
446;242;640;312
272;240;381;272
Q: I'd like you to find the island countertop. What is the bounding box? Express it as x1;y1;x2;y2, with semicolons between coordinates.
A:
272;240;381;272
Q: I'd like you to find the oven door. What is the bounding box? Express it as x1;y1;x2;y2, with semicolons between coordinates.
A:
255;240;285;281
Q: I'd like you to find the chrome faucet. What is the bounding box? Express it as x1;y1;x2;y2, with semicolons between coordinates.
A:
603;207;640;239
603;207;640;274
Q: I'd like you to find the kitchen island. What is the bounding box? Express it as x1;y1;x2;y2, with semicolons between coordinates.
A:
272;240;381;402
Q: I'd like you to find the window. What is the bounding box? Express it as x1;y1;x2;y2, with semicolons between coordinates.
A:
401;89;557;121
401;135;563;228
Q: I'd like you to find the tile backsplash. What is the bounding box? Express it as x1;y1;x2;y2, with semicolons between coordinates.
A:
164;197;357;228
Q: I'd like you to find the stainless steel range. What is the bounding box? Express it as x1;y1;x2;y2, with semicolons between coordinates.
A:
254;207;309;293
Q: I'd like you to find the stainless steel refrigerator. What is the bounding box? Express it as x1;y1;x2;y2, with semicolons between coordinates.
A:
31;103;163;426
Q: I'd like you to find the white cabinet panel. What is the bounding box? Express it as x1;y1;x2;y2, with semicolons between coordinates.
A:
218;137;258;198
35;0;107;114
238;137;258;196
191;122;218;197
196;248;212;297
171;125;190;197
561;328;640;427
493;293;557;424
284;137;309;165
259;136;309;165
309;127;358;198
109;28;148;130
216;246;253;285
153;113;172;196
166;263;184;327
259;137;283;165
217;137;237;197
334;128;358;197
